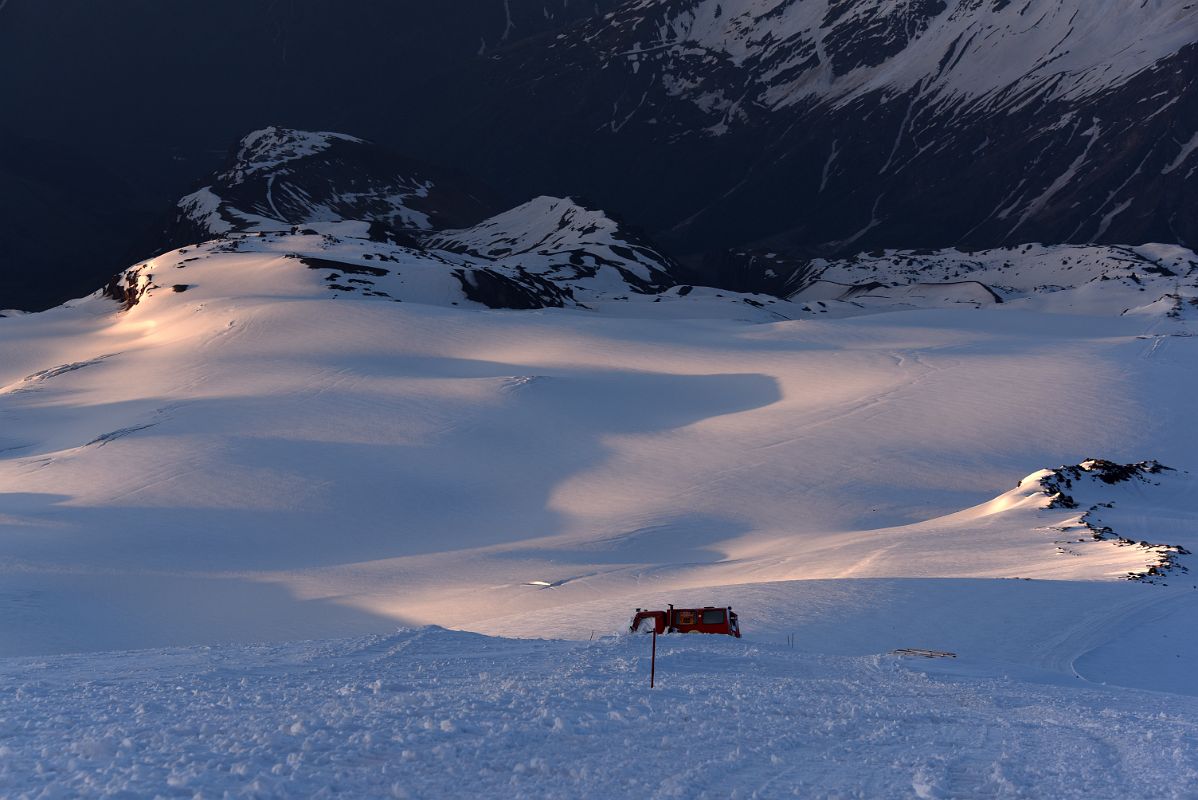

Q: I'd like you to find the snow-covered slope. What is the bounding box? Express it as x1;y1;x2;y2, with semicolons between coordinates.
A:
5;627;1198;798
107;222;779;317
3;229;1198;661
5;216;1198;796
157;128;718;311
429;195;676;293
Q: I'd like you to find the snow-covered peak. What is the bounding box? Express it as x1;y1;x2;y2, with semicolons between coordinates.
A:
429;196;676;291
434;196;626;259
220;126;364;183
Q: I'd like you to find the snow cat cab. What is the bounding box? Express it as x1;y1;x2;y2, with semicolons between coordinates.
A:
629;605;741;638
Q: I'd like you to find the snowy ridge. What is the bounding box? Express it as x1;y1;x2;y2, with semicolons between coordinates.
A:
1028;459;1193;583
785;243;1198;318
166;130;1198;320
163;130;721;310
136;220;1198;319
105;225;783;317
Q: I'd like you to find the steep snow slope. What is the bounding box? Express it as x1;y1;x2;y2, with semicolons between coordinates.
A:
594;0;1196;111
453;0;1198;263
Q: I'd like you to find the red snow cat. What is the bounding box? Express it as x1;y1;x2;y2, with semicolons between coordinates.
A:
629;604;741;638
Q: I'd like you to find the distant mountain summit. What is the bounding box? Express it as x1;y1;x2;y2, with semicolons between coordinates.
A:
144;128;717;312
166;127;498;249
112;126;1198;318
429;195;676;293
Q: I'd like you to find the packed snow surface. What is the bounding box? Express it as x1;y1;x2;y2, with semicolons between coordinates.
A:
2;229;1197;796
3;627;1198;799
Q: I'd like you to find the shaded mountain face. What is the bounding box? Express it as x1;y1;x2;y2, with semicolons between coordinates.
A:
164;127;500;249
2;0;1195;307
437;0;1198;267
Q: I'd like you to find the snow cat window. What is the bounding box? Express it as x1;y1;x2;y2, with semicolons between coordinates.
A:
676;611;695;625
701;610;726;624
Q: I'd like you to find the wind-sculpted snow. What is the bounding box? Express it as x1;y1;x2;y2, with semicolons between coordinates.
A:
5;246;1198;795
3;628;1198;799
4;191;1198;800
3;233;1198;664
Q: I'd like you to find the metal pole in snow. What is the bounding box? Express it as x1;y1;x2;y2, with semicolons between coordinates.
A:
650;627;657;688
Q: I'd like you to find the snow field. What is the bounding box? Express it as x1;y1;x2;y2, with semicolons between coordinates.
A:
2;627;1197;799
1;235;1196;657
1;228;1197;798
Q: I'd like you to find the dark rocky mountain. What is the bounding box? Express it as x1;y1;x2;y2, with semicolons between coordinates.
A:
429;0;1198;286
2;0;1195;307
162;127;500;250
